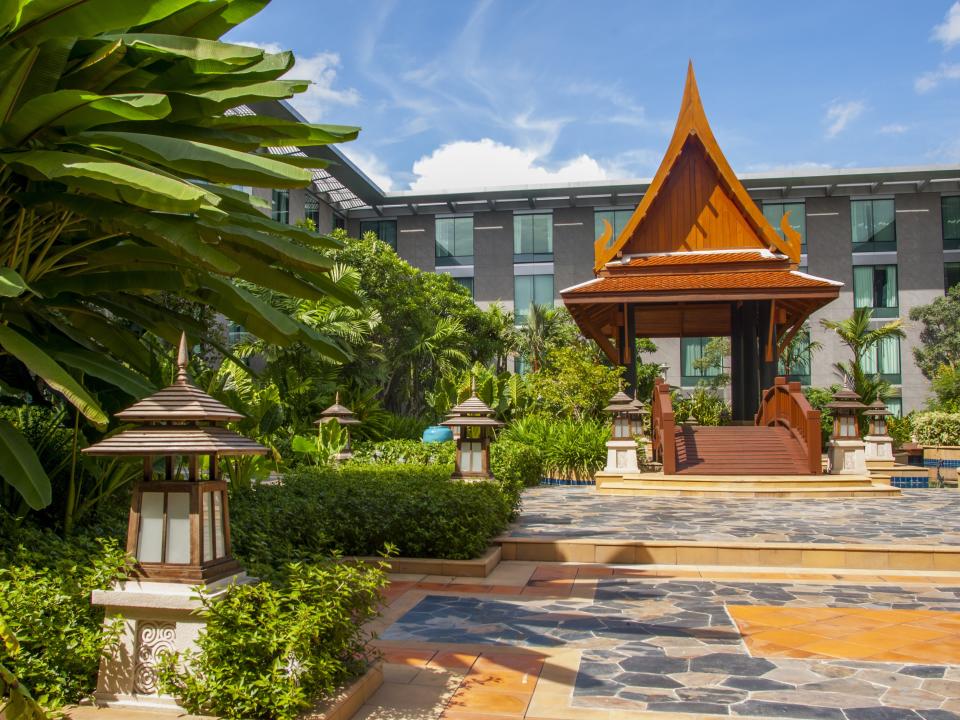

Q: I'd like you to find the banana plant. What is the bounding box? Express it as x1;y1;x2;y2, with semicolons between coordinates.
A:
0;0;361;509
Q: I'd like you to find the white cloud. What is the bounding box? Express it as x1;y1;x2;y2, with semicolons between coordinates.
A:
915;62;960;93
878;123;908;135
408;138;610;192
236;41;359;121
341;148;395;191
824;100;865;138
933;2;960;47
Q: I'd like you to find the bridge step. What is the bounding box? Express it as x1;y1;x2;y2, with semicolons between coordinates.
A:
674;425;812;475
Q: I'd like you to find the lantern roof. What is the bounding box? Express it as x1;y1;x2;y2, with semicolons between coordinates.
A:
864;398;893;417
604;389;635;413
115;333;244;423
826;387;866;411
315;391;360;425
83;333;267;459
441;381;504;427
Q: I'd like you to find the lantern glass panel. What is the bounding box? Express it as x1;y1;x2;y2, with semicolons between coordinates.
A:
138;492;165;563
202;491;214;562
213;491;225;560
165;492;191;564
461;440;483;472
466;425;482;440
876;417;886;435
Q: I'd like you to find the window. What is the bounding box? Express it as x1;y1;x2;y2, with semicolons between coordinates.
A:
946;262;960;292
594;209;634;246
333;215;346;231
513;213;553;262
763;201;806;250
944;196;960;250
681;337;723;387
886;397;903;418
360;219;397;249
851;198;895;251
435;217;474;266
862;336;901;383
514;275;553;323
271;189;289;224
305;198;320;230
853;265;898;317
453;276;474;298
778;329;813;385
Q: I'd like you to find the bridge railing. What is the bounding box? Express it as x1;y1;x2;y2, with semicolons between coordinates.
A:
755;376;822;474
652;378;677;474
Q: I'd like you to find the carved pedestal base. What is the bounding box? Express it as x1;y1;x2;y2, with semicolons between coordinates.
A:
90;572;255;712
865;434;895;464
605;439;639;474
827;438;868;475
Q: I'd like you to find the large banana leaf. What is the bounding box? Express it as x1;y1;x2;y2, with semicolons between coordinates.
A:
0;418;51;510
138;0;269;40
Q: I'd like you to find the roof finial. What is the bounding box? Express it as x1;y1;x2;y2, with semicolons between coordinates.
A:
335;390;340;405
470;375;476;396
175;332;189;384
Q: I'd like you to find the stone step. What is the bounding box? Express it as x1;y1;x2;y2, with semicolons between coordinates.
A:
596;481;901;498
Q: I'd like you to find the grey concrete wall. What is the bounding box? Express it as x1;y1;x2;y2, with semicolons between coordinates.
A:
397;214;437;272
897;192;942;411
805;196;853;391
553;207;596;294
474;211;514;306
313;198;335;234
288;189;305;225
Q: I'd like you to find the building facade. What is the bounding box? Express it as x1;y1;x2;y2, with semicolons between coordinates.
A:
256;102;960;415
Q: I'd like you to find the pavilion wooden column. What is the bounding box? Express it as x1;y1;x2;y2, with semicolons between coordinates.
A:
758;300;779;397
624;303;637;393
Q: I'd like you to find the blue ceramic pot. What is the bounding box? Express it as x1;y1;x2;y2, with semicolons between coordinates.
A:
422;425;453;443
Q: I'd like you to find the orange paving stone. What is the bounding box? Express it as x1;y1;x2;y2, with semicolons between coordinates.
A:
428;651;480;672
379;648;436;667
730;605;960;664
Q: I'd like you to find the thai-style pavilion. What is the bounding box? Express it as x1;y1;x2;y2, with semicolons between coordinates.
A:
561;64;841;425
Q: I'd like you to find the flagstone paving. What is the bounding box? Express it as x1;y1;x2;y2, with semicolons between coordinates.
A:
505;487;960;545
368;567;960;719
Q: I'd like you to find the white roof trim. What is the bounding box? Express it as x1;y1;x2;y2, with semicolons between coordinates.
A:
791;270;844;287
559;277;602;294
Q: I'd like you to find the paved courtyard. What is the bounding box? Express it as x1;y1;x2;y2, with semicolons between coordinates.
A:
505;487;960;546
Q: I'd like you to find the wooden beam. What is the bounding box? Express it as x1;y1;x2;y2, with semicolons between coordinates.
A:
765;299;776;363
582;321;618;365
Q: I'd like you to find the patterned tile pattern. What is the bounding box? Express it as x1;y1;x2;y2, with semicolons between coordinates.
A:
507;487;960;545
382;577;960;718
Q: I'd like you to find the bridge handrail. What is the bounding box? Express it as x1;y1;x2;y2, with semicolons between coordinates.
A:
755;376;822;474
651;378;677;474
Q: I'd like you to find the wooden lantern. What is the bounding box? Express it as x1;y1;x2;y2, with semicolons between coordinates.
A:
83;334;266;584
826;388;866;441
440;384;503;481
864;399;892;437
315;391;360;460
605;390;636;441
628;394;650;440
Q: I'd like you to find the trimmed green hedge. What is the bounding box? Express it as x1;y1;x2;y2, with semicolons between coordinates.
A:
230;465;516;571
912;412;960;446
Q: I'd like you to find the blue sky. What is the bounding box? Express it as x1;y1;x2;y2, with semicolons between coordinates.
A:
226;1;960;192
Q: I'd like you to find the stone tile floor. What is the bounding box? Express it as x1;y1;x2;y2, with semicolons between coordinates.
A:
363;563;960;719
505;487;960;545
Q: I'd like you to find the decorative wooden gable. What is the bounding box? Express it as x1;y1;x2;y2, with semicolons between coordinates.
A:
594;63;801;272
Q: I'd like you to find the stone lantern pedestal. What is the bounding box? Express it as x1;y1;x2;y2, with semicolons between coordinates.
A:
91;573;255;710
603;390;639;475
826;388;867;476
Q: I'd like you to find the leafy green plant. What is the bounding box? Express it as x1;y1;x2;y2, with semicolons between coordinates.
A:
0;0;361;508
351;439;455;466
500;415;608;480
292;421;346;468
910;285;960;380
521;344;622;421
1;619;46;720
158;560;387;720
673;387;730;426
911;412;960;446
230;466;514;569
490;440;544;489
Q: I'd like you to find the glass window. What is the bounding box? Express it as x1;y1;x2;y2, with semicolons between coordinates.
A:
453;276;474;298
886;397;903;418
305;198;320;230
851;199;896;251
862;336;901;382
436;217;473;265
944;196;960;250
271;189;289;224
360;220;397;249
778;329;813;385
681;337;723;386
594;209;634;247
333;215;346;230
763;201;806;250
514;275;554;323
946;262;960;292
853;265;898;317
513;213;553;261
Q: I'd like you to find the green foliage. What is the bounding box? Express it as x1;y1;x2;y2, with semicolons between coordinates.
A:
426;363;524;422
490;440;544;488
500;415;608;480
634;338;662;405
516;304;577;372
692;337;731;390
230;467;515;569
804;386;839;445
672;387;730;426
521;344;623;421
887;413;913;448
1;619;46;720
351;439;455;466
0;510;130;711
158;560;387;720
291;422;346;468
930;364;960;412
911;412;960;446
910;285;960;380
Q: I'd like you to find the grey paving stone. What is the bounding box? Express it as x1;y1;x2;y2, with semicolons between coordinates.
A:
691;653;777;677
845;708;923;720
732;700;846;719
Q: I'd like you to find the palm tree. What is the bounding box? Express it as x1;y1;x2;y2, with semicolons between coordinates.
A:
482;302;518;373
518;304;570;372
821;307;905;404
779;326;823;377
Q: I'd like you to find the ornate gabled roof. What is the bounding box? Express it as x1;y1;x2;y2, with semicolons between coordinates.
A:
83;426;267;456
593;63;801;272
114;334;243;423
315;391;360;425
441;381;504;427
564;269;840;299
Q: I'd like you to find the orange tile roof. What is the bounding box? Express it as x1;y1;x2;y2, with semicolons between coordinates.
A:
564;270;840;296
614;250;787;270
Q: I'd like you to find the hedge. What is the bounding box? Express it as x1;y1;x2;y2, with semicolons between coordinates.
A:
911;412;960;446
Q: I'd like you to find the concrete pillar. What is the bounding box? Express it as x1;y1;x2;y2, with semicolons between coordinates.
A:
473;211;513;307
396;215;437;272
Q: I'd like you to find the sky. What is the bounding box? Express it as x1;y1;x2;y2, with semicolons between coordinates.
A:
225;1;960;193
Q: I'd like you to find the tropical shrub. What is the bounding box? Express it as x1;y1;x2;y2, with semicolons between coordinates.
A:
911;412;960;446
887;413;913;448
350;439;455;466
230;467;514;568
521;344;622;421
673;387;730;426
805;386;838;445
158;560;387;720
1;620;46;720
490;440;544;488
500;415;608;480
0;510;130;710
